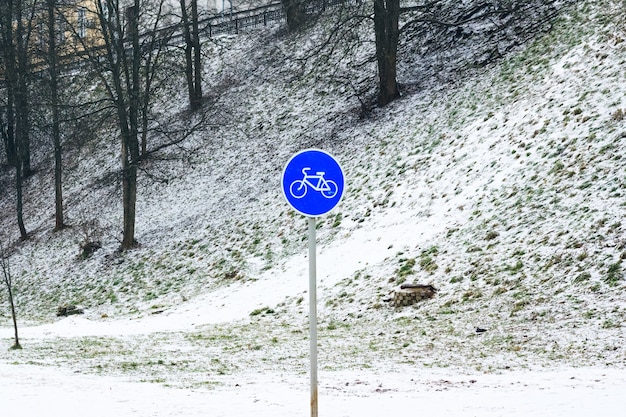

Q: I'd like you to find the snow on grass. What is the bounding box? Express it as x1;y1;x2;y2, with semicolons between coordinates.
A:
1;0;626;415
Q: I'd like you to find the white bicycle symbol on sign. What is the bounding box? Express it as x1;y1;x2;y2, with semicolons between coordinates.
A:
289;167;339;199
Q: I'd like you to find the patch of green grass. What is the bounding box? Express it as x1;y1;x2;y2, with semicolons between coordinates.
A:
332;213;342;228
419;246;439;273
485;230;499;240
601;319;620;329
573;272;591;284
250;306;275;317
604;261;622;286
396;257;416;279
505;260;524;274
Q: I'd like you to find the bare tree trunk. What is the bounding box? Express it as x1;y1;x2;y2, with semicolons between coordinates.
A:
15;0;32;177
0;0;17;165
0;85;17;168
121;140;138;250
15;163;27;240
374;0;400;107
281;0;307;32
181;0;194;107
181;0;203;109
0;243;21;350
120;0;141;250
0;0;15;164
191;0;202;107
1;0;29;240
7;281;21;350
1;84;17;167
47;0;65;231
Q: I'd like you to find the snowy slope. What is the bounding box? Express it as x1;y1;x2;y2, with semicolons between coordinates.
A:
0;1;625;415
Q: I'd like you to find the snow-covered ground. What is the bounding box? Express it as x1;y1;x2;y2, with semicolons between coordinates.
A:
2;270;626;416
1;0;626;415
2;362;625;416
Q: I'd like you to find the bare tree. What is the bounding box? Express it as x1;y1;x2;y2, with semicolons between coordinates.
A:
97;0;143;250
0;0;36;240
63;0;177;250
46;0;66;231
0;242;21;350
302;0;571;108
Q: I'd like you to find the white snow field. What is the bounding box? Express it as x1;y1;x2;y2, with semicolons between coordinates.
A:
2;361;626;417
2;0;626;415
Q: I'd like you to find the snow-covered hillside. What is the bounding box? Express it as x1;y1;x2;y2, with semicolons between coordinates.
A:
0;0;625;415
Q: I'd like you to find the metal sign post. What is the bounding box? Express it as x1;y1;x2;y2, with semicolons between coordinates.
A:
308;217;318;417
281;149;345;417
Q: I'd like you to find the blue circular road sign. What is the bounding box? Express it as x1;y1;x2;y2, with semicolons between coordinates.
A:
282;149;345;217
